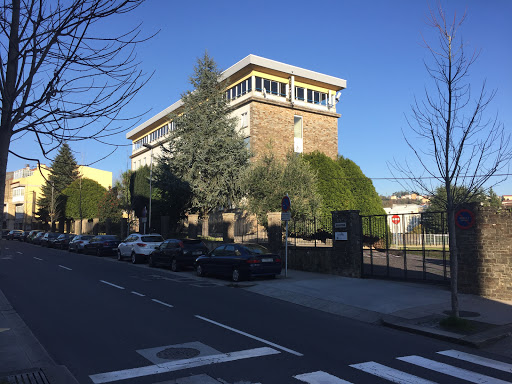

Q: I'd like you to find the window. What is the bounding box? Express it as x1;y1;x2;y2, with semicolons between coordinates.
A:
295;87;305;101
294;116;303;139
12;187;25;198
241;112;248;128
255;77;262;91
15;204;24;213
244;136;250;149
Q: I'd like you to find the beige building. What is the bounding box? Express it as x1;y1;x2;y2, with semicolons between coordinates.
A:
127;54;347;170
3;164;112;231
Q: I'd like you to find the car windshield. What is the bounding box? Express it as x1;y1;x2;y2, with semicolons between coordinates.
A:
242;244;272;255
141;235;163;242
81;235;93;240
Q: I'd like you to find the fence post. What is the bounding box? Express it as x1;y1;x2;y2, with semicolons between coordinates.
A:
188;213;199;238
421;212;426;280
385;215;389;277
222;212;235;243
267;212;282;254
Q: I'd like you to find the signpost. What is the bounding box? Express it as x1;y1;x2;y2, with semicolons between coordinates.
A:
455;209;475;229
141;206;147;234
391;215;400;225
281;194;291;277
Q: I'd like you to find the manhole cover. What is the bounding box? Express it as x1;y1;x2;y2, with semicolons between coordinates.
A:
443;310;480;318
157;347;200;360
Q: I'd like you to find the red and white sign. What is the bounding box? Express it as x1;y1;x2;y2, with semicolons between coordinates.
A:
391;215;400;225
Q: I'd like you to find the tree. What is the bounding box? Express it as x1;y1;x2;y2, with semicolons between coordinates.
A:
130;165;150;218
115;170;135;232
486;187;502;209
98;187;123;223
63;178;106;220
392;5;512;317
0;0;150;230
37;143;79;228
244;151;321;226
157;52;251;216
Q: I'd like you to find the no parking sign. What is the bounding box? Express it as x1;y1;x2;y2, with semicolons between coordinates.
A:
455;209;475;229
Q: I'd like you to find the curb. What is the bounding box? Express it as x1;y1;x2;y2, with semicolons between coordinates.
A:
381;315;512;348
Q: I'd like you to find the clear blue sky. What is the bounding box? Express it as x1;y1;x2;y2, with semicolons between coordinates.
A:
7;0;512;197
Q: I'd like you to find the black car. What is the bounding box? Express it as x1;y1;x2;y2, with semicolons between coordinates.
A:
195;243;282;282
20;230;31;241
149;238;208;271
84;235;121;256
51;234;76;249
26;230;43;243
40;232;60;247
7;230;24;240
31;231;46;245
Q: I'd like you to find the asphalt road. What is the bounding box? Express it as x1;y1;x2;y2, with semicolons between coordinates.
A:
1;240;511;384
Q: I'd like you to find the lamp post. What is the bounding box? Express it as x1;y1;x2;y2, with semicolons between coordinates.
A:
142;143;154;233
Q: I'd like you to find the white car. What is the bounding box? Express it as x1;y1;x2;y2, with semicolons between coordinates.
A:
117;233;164;264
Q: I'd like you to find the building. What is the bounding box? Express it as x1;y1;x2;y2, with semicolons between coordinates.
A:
503;195;512;208
3;164;112;231
126;54;347;170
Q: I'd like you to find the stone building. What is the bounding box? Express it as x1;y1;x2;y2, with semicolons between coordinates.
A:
127;54;347;170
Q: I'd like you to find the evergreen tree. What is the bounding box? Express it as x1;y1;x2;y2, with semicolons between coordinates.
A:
98;187;122;223
157;52;251;216
129;166;150;218
486;187;502;209
337;156;385;216
62;178;106;220
37;143;79;227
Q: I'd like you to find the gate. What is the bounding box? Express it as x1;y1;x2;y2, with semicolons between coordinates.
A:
361;212;450;283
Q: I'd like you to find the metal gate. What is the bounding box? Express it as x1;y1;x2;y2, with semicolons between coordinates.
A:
361;212;450;283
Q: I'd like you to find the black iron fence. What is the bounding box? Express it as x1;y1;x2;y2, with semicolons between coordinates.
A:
361;212;449;283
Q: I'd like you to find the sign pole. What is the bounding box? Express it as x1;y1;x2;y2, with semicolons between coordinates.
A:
285;220;288;277
281;194;291;278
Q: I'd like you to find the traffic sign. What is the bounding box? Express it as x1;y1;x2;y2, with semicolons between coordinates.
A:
391;215;400;225
455;209;475;229
281;195;291;212
281;212;291;221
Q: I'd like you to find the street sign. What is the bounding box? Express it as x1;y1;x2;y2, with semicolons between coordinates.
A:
391;215;400;225
281;195;291;212
281;212;291;221
455;209;475;229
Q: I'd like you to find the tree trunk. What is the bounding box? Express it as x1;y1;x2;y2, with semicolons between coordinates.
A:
447;206;459;317
0;129;11;228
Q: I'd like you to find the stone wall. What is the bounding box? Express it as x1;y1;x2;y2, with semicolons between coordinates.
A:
457;204;512;301
250;99;339;160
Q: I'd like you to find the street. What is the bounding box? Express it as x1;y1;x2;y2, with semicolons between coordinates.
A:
1;240;511;384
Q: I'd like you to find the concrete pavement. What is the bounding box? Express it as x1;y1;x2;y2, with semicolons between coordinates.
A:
1;259;512;382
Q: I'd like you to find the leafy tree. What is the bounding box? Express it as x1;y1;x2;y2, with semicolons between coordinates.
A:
303;151;354;218
337;156;385;216
37;143;79;227
426;185;485;213
63;178;106;220
0;1;150;231
157;52;251;216
486;187;502;209
244;151;321;226
130;165;151;218
98;187;123;223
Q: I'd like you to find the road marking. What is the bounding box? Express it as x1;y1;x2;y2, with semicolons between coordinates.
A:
195;315;303;356
16;251;22;254
100;280;125;290
89;346;279;383
58;265;72;271
294;371;354;383
151;299;173;308
0;328;10;333
398;355;510;384
131;291;145;297
33;257;43;261
350;361;438;384
437;350;512;373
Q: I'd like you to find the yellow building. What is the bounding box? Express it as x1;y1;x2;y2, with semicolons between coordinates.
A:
3;164;112;231
126;54;347;170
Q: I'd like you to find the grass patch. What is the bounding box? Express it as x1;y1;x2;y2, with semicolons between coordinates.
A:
439;316;475;333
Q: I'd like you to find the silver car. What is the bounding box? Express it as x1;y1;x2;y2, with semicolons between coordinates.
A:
68;234;94;253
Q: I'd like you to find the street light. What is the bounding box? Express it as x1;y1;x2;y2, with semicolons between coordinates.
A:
142;143;154;234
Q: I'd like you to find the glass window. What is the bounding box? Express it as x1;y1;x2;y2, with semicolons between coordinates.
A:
296;87;305;101
307;89;313;103
255;77;262;91
270;81;278;95
241;81;246;94
247;78;252;92
294;116;303;139
244;136;250;149
263;79;270;93
314;91;320;104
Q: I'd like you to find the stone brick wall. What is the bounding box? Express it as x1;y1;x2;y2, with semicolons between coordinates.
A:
250;99;339;160
457;204;512;301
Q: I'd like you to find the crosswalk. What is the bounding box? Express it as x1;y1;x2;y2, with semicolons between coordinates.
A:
293;349;512;384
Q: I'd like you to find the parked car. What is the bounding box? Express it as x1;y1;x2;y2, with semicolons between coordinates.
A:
117;233;164;264
20;230;31;241
195;243;282;282
68;234;94;253
40;232;60;247
84;235;121;256
31;231;46;245
149;238;208;271
51;234;76;249
7;230;24;240
1;229;10;239
26;230;43;243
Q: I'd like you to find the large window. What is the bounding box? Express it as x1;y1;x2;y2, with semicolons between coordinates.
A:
294;116;303;153
226;78;252;101
306;89;328;105
256;76;286;97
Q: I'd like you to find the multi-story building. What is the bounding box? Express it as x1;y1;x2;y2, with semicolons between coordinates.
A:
3;164;112;230
127;54;347;170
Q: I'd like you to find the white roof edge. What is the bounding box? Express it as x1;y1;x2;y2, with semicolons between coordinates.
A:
126;54;346;140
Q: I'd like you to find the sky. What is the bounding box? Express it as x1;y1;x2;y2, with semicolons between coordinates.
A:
6;0;512;197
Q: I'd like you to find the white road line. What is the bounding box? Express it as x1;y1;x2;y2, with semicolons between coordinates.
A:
58;265;72;271
99;280;125;290
437;350;512;373
131;291;145;297
151;299;173;308
33;257;43;261
350;361;438;384
294;370;354;383
89;346;279;384
398;355;510;384
195;315;303;356
16;251;22;254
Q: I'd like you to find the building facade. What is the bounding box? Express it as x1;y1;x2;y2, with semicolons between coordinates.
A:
3;164;112;230
126;54;347;170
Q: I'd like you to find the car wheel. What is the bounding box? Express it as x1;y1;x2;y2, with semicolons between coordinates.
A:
96;248;102;257
232;268;242;282
171;258;179;272
131;252;138;264
117;249;123;261
148;255;155;268
196;264;204;277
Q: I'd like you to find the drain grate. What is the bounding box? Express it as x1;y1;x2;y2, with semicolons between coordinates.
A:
1;369;50;384
156;347;200;360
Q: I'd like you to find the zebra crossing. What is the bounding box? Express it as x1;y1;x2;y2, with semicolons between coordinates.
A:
293;349;512;383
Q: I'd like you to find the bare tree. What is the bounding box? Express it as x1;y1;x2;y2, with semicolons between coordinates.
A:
0;0;152;225
392;4;511;317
